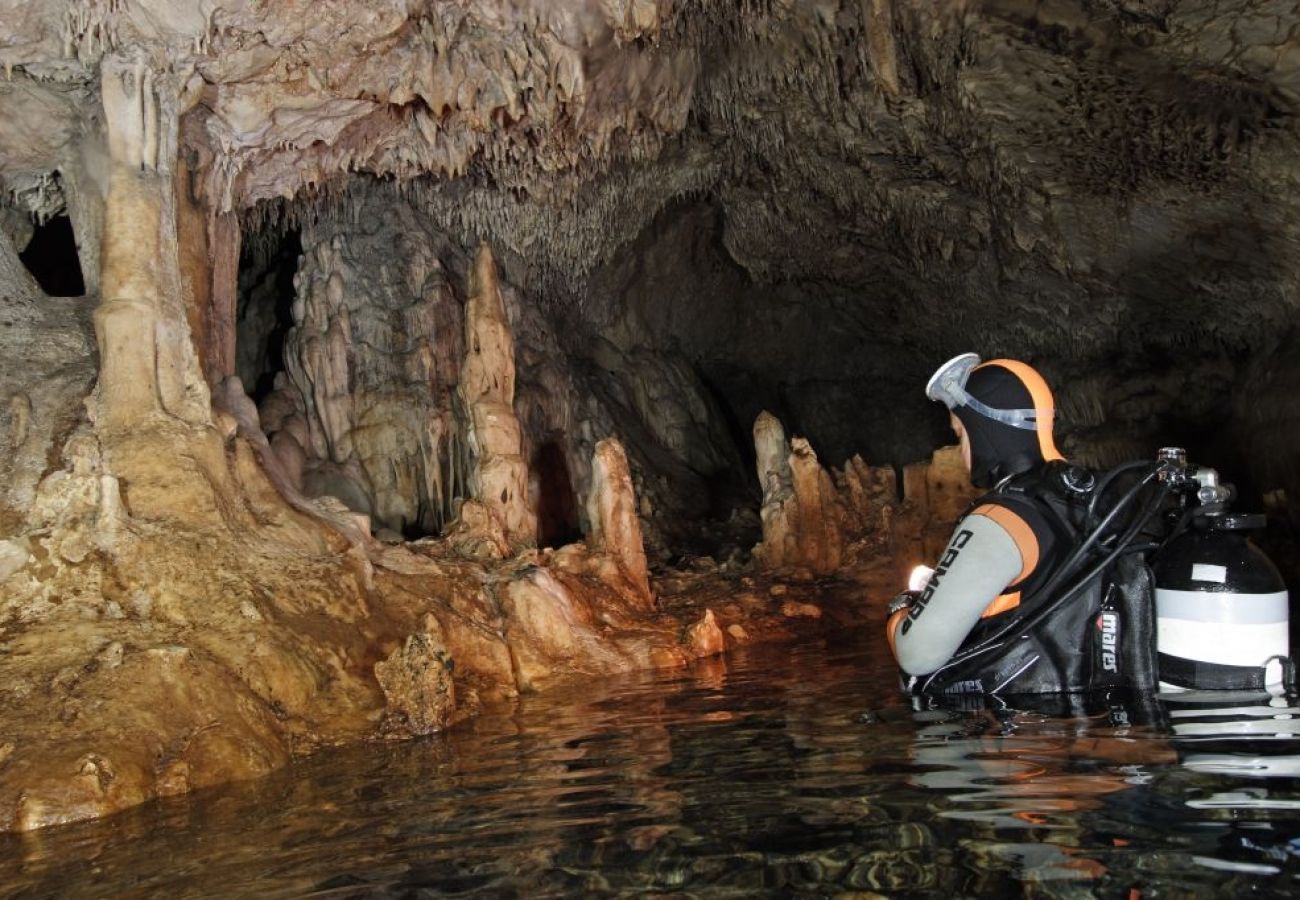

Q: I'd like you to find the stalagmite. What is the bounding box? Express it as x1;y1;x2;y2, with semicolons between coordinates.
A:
755;407;973;574
838;454;897;537
899;445;978;561
754;411;796;568
457;242;536;549
686;608;725;657
787;437;846;573
753;412;845;575
754;410;793;506
585;438;653;609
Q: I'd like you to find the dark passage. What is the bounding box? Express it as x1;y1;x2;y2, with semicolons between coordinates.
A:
532;440;581;549
19;215;84;297
236;228;301;402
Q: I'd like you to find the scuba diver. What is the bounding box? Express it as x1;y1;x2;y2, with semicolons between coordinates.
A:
886;353;1292;699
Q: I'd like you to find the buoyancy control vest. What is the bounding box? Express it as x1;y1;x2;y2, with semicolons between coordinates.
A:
915;460;1161;697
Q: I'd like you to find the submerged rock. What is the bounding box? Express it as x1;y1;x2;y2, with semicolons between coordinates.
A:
781;601;823;620
687;609;726;658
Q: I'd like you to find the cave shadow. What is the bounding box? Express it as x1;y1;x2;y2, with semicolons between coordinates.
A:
1112;207;1282;505
692;362;762;510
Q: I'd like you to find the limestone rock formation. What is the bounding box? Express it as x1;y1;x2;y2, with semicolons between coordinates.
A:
904;446;982;562
754;411;978;575
585;438;653;608
686;609;725;658
374;617;457;737
458;242;537;549
754;410;794;509
277;199;470;537
0;219;95;525
837;454;899;540
753;412;846;575
500;566;620;692
95;57;208;436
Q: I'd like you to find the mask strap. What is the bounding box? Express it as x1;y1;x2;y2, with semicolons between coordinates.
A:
957;391;1050;431
927;353;1051;431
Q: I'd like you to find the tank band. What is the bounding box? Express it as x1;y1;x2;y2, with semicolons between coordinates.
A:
1155;588;1289;625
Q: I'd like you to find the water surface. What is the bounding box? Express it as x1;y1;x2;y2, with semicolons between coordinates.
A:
5;639;1300;897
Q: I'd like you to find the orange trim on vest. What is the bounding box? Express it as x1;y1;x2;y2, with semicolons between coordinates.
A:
981;590;1021;619
886;607;908;661
971;503;1040;586
975;359;1064;463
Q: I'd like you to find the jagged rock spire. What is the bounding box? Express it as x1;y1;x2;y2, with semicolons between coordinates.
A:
458;242;536;547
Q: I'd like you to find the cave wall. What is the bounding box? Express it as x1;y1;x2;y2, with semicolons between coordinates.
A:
0;215;97;536
534;1;1300;529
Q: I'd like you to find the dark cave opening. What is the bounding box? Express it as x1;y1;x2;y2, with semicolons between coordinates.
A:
235;228;301;403
693;364;761;509
531;439;582;550
19;214;84;297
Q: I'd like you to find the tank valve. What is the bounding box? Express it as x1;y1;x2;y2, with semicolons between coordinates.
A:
1157;447;1191;485
1157;447;1187;466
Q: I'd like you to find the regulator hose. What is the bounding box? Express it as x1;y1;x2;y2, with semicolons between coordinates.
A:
1087;459;1160;529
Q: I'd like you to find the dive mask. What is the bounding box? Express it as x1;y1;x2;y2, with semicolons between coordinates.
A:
924;352;1047;431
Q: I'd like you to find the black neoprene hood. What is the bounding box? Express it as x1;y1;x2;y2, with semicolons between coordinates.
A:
954;364;1046;488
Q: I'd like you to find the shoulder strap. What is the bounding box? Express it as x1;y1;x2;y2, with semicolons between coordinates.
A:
1002;461;1096;539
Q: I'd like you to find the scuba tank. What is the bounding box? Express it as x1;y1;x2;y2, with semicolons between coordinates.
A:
1150;449;1292;691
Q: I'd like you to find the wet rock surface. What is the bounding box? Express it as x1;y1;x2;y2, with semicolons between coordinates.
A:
374;616;457;737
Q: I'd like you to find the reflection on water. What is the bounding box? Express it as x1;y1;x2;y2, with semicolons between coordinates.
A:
5;640;1300;898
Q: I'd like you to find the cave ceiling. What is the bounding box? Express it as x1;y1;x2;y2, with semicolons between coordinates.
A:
2;0;1299;467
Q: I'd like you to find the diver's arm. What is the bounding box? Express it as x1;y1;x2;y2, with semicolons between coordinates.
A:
886;512;1026;676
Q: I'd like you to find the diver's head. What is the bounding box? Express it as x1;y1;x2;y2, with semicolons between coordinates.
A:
926;353;1063;488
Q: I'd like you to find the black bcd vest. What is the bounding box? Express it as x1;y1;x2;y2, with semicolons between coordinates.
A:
914;461;1159;698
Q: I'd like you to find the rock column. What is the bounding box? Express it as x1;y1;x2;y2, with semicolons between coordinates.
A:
94;57;208;433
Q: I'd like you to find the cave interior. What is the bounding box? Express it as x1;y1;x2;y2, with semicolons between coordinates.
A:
1;0;1299;832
